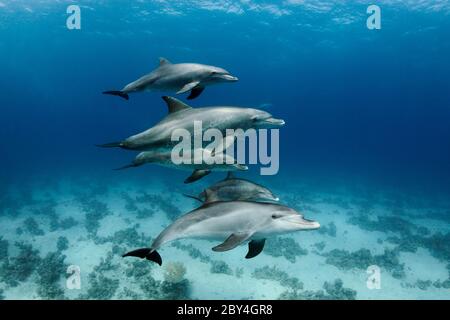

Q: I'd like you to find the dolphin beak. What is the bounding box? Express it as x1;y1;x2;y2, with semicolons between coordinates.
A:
235;164;248;171
300;217;320;229
287;216;320;230
264;117;285;127
223;74;239;82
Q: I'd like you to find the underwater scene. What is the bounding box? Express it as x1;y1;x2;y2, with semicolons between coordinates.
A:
0;1;449;301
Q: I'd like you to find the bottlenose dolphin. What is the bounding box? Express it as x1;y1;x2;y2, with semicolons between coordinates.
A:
97;96;285;151
103;58;238;100
115;149;248;184
122;201;320;266
184;172;279;203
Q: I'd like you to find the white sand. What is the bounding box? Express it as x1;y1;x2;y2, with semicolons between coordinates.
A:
0;177;449;300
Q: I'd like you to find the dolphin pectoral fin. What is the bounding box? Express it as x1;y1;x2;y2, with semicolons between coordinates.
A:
245;239;266;259
122;248;162;266
102;90;129;100
184;169;211;184
187;86;205;100
177;81;200;94
212;233;252;252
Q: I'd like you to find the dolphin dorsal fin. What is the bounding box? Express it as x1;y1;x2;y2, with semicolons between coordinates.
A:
159;57;171;66
226;172;235;180
203;189;215;203
162;96;191;114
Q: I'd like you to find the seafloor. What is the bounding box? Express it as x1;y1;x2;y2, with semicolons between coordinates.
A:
0;172;449;300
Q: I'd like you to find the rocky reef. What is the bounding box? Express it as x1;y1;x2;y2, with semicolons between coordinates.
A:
210;260;233;275
264;237;308;263
279;279;357;300
0;237;8;262
82;274;120;300
313;241;326;252
324;248;405;279
57;236;69;251
79;198;111;236
252;265;304;291
0;242;41;287
172;242;211;263
36;252;68;299
318;222;337;237
348;214;428;236
23;217;45;236
95;225;151;248
135;192;181;221
164;262;187;283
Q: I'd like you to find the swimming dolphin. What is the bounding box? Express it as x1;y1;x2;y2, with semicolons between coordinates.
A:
103;58;238;100
115;149;248;184
97;96;285;151
184;172;279;203
122;201;320;266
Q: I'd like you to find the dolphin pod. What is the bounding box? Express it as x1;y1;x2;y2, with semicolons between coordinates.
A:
103;57;238;100
99;57;320;265
98;96;284;183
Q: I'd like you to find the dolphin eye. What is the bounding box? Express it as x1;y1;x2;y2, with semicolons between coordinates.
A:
272;214;282;219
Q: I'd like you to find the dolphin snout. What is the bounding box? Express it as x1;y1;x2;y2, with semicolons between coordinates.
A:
303;218;320;229
234;164;248;171
223;74;239;82
287;216;320;230
265;117;285;127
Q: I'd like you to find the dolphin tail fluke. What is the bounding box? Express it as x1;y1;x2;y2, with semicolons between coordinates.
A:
182;193;203;202
96;141;122;148
122;248;162;266
184;169;211;184
103;90;129;100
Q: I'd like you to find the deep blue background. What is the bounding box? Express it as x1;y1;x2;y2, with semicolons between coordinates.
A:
1;2;449;191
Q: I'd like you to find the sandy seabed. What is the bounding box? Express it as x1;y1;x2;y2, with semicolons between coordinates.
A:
0;173;449;300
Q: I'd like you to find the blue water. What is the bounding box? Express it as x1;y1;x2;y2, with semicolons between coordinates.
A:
0;1;449;300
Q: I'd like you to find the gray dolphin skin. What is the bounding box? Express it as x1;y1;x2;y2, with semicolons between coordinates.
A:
115;150;248;184
122;201;320;266
103;57;238;100
97;96;285;151
184;172;279;203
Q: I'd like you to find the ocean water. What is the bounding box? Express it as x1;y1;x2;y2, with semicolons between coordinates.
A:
0;1;449;300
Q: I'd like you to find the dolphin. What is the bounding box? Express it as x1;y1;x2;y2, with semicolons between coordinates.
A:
103;57;238;100
115;149;248;184
122;201;320;266
184;172;279;203
97;96;285;151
